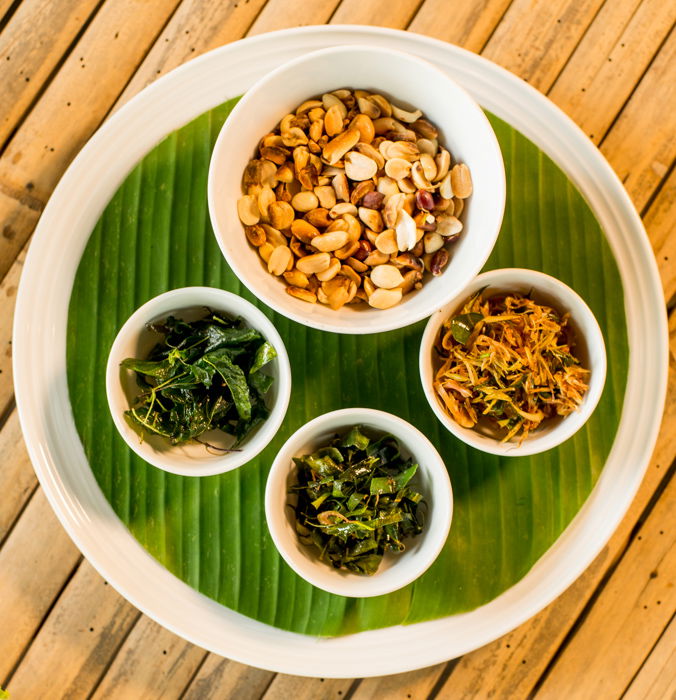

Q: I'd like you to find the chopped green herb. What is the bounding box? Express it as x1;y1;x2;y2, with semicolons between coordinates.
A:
292;425;425;576
122;310;276;448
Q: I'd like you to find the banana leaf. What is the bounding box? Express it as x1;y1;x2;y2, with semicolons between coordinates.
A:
67;97;628;635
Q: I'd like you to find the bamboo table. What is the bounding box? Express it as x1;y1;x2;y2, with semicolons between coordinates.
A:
1;1;674;698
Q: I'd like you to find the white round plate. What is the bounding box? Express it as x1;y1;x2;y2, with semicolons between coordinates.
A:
13;26;668;678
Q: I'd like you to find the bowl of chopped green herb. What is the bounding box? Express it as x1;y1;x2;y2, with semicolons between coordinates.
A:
265;408;452;597
106;287;291;476
419;268;607;456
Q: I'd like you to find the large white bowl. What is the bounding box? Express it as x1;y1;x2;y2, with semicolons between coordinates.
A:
208;44;505;334
12;27;667;678
106;287;291;476
419;268;607;456
265;408;453;597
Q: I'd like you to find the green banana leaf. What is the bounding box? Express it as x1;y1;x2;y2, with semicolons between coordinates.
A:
67;97;628;636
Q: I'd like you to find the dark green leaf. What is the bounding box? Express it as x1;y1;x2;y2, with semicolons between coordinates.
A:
250;341;277;374
340;425;370;450
293;426;424;576
201;349;252;421
450;312;483;344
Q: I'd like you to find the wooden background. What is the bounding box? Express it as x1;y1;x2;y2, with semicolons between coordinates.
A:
0;0;674;698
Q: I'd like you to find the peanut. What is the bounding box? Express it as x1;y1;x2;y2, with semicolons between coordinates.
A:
239;88;473;310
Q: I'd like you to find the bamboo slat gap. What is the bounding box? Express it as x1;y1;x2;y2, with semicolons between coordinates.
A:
2;553;84;687
73;0;187;138
322;0;345;25
537;0;616;100
0;394;15;436
641;159;676;220
340;677;364;700
619;609;676;699
595;23;676;148
527;462;676;697
81;609;144;700
0;0;109;159
175;651;214;699
399;0;428;30
0;476;37;551
242;0;274;36
0;0;21;33
426;659;461;699
476;0;517;53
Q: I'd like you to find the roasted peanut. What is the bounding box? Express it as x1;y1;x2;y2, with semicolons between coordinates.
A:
312;230;349;253
450;163;473;198
268;245;293;276
368;288;402;309
268;200;295;230
286;286;317;303
239;88;472;310
245;225;266;247
291;219;320;244
297;252;331;274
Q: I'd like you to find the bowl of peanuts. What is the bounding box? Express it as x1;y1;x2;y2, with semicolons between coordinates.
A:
208;45;505;334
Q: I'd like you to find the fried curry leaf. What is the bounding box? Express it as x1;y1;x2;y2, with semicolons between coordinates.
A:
292;425;426;576
121;310;275;447
250;341;277;374
202;349;252;421
450;312;483;345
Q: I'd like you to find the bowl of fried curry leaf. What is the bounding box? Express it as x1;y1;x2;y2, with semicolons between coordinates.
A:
106;287;291;476
265;408;453;597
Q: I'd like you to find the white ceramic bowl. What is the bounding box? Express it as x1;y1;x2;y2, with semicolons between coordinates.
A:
419;268;607;457
106;287;291;476
208;44;505;334
265;408;453;597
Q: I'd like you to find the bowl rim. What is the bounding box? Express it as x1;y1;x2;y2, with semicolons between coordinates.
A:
105;286;292;476
264;407;453;597
418;267;608;457
207;43;506;335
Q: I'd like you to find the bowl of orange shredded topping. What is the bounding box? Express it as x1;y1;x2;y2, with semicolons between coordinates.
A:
419;268;607;456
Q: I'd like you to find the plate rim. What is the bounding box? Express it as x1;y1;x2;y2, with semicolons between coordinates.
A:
12;25;668;678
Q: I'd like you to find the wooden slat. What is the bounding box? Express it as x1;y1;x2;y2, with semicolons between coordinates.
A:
6;561;139;698
644;167;676;305
548;0;676;142
90;617;206;700
0;243;25;416
409;0;513;52
262;675;353;699
351;664;447;699
481;0;606;91
0;0;103;147
0;0;17;26
112;0;269;108
0;0;182;279
182;655;275;699
0;409;37;543
0;488;80;680
600;27;676;212
330;0;422;27
248;0;339;36
432;311;676;698
0;186;39;279
535;474;675;698
623;615;676;700
0;3;672;697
